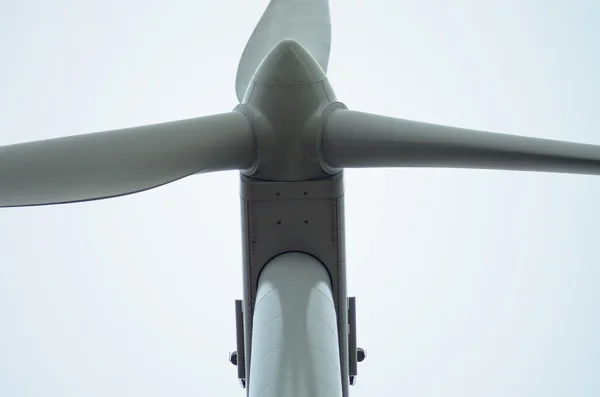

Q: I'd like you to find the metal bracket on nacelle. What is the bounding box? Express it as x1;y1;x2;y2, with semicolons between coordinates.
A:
229;299;247;388
348;296;366;386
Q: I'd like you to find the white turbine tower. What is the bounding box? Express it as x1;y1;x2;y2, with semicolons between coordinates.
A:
2;1;599;397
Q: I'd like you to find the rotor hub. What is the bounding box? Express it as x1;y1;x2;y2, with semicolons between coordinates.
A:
235;40;345;181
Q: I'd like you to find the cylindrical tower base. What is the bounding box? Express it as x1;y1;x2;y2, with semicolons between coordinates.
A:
248;252;342;397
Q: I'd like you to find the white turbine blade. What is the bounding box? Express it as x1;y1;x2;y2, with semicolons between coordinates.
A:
322;109;600;175
235;0;331;102
0;112;255;207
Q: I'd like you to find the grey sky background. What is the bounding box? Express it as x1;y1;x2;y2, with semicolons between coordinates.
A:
1;0;600;396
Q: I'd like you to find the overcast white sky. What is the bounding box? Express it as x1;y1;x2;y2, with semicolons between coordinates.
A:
1;0;600;396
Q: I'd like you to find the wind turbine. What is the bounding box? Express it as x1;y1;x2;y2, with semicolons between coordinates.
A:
2;1;600;397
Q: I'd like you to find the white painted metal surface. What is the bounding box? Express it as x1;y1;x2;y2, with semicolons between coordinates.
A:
248;252;342;397
236;39;345;182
